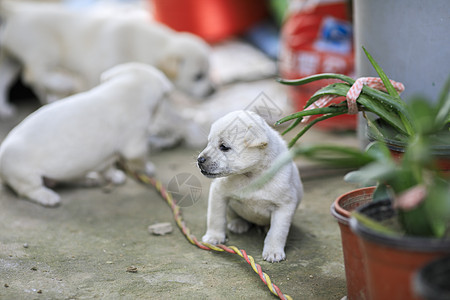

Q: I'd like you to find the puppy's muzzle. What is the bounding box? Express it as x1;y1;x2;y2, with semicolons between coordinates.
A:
197;155;219;178
197;156;208;173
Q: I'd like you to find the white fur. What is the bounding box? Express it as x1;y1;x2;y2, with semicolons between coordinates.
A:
197;111;303;262
0;63;172;206
0;2;212;118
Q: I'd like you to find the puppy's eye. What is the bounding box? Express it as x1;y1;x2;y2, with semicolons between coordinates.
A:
219;143;231;152
194;72;205;82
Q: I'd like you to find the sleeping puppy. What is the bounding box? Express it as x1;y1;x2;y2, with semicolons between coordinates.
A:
197;110;303;262
0;2;212;118
0;63;172;207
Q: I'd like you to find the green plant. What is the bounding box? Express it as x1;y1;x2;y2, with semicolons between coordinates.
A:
346;140;450;238
277;47;450;148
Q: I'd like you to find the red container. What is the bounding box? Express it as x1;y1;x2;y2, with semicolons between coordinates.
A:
280;1;356;130
331;187;375;300
152;0;268;43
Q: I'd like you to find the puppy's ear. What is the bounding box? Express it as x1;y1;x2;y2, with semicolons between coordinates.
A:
244;127;269;149
157;55;181;80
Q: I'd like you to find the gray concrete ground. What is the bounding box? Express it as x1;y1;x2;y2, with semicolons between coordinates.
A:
0;95;360;300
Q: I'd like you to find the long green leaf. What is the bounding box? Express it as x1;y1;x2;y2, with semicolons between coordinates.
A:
435;75;450;129
352;212;400;236
277;73;355;86
246;144;374;191
363;47;400;100
244;150;295;192
291;144;376;168
363;47;414;136
281;117;303;135
276;105;348;125
357;93;409;135
305;83;350;108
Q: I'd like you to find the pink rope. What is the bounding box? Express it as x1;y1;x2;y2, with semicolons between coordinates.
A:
301;77;405;122
346;77;405;114
301;95;337;123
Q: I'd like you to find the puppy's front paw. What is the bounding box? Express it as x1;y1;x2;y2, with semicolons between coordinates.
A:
202;231;226;245
262;245;286;263
227;218;251;234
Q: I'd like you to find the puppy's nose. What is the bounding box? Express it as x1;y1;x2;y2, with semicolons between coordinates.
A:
197;156;206;164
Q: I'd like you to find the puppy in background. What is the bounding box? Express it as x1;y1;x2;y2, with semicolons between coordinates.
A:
0;2;213;118
0;63;172;207
197;110;303;262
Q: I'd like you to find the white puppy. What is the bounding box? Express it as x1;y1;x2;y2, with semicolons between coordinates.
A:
197;110;303;262
0;2;213;118
0;63;172;207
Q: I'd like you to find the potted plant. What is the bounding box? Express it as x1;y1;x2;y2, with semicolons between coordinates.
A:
344;126;450;300
250;48;450;299
253;137;449;300
293;99;449;299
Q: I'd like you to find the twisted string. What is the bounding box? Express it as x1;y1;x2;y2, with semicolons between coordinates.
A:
120;163;292;300
346;77;405;114
301;76;405;122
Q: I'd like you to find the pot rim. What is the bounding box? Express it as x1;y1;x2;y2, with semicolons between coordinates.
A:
330;203;349;225
333;186;376;219
366;120;450;154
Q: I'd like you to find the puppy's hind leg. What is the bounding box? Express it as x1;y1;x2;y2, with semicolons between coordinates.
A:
227;207;252;234
7;174;61;207
26;187;61;207
102;165;127;185
120;139;155;176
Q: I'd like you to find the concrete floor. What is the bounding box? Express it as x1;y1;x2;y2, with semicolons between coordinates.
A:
0;96;360;300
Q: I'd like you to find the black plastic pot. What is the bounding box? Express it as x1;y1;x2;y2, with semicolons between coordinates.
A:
366;119;450;173
414;256;450;300
350;200;450;300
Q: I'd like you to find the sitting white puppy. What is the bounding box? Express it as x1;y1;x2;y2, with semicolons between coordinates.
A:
0;2;213;118
0;63;172;207
197;110;303;262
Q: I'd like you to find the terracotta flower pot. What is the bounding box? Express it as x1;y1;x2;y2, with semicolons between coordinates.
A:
331;186;375;300
350;200;450;300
